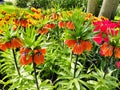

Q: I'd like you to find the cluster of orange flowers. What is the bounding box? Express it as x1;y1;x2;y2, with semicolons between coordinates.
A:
65;39;92;55
38;23;56;34
100;42;120;58
0;38;23;51
58;21;75;29
20;48;46;65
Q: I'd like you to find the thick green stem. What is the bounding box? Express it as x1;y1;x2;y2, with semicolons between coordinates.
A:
74;55;78;78
32;55;39;90
12;49;20;76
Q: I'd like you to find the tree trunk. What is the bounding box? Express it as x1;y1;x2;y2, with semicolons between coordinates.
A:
98;0;120;20
87;0;98;16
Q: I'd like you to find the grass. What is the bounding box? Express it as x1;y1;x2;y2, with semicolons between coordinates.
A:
0;4;17;13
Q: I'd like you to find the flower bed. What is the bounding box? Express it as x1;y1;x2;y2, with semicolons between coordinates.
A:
0;7;120;90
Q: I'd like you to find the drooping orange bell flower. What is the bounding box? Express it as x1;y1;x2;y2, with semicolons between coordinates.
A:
114;47;120;58
51;13;58;20
11;38;23;48
100;43;114;57
14;19;28;28
58;21;66;28
65;39;77;48
33;48;46;65
65;39;92;55
44;23;56;29
72;41;84;55
0;42;9;51
0;38;23;51
38;27;49;34
66;21;75;30
20;19;28;28
0;41;12;51
20;54;32;65
20;48;46;65
20;48;32;65
82;40;93;51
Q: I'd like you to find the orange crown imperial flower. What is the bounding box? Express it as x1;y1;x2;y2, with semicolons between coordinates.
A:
20;48;32;65
20;48;46;65
65;39;92;55
100;43;114;57
33;49;46;65
0;38;23;51
38;27;49;34
114;47;120;58
65;39;77;48
58;21;66;28
72;40;92;55
66;21;75;30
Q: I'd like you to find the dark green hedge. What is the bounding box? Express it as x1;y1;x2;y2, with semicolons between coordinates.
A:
15;0;87;10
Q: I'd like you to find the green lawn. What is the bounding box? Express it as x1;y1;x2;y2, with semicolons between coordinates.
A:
0;4;17;13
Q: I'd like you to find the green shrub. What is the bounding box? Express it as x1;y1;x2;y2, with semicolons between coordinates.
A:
28;0;51;9
5;1;13;5
15;0;30;8
28;0;87;10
